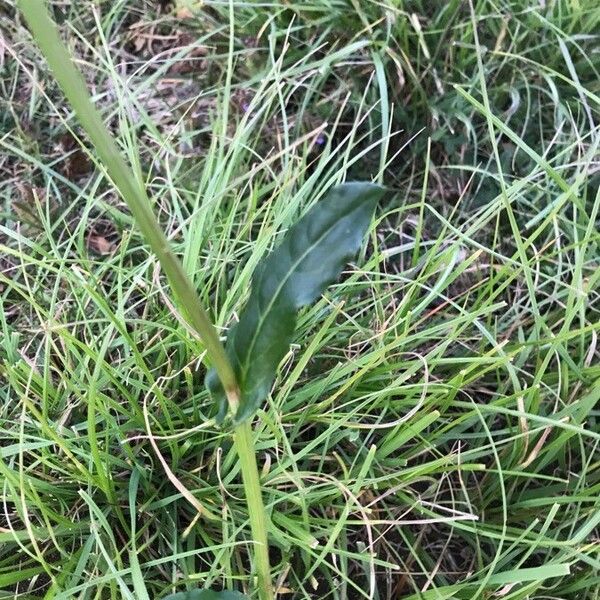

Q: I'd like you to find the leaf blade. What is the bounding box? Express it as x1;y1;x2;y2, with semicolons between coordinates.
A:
207;182;384;423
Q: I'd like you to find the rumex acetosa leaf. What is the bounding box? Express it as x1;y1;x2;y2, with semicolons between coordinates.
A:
164;590;247;600
206;182;385;423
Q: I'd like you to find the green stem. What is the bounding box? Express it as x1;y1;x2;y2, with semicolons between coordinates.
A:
18;0;237;393
19;1;273;596
234;421;274;600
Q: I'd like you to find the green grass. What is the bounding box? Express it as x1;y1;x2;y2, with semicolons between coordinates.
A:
1;0;599;598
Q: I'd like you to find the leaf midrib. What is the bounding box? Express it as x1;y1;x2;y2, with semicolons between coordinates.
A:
237;204;361;388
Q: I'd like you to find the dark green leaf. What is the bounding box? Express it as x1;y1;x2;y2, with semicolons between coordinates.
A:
164;590;247;600
207;182;384;423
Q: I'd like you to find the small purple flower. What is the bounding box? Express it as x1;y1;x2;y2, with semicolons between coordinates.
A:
242;102;250;113
316;133;326;146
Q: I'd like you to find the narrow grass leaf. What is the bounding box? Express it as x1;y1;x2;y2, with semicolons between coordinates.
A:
164;591;247;600
485;563;571;585
0;566;45;587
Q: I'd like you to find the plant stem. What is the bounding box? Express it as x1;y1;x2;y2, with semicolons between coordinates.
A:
18;0;237;395
20;2;273;597
234;421;274;600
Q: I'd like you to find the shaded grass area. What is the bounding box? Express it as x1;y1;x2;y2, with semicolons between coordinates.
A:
0;0;599;598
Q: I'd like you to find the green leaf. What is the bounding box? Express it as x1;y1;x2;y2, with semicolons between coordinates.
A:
207;182;384;423
164;590;247;600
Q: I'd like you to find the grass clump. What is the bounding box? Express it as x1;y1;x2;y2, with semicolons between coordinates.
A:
1;1;599;599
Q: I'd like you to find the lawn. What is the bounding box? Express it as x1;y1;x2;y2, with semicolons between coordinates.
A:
0;0;599;598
